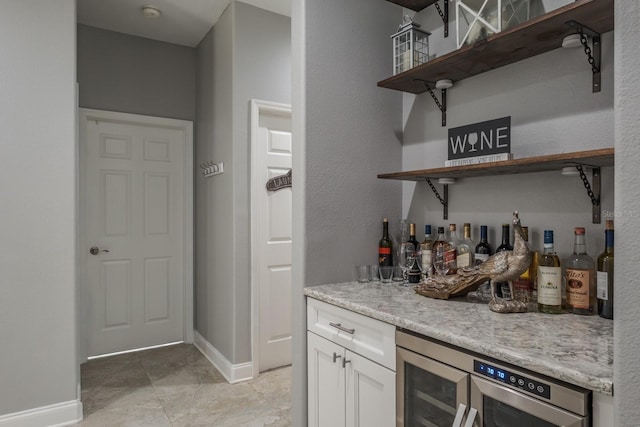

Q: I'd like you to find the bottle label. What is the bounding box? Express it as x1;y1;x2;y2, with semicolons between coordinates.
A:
444;248;457;272
378;247;392;267
566;268;592;309
597;271;609;300
457;252;471;269
421;248;432;276
537;266;561;305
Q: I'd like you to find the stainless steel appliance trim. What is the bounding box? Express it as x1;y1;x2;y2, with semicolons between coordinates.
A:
396;346;469;427
471;375;587;427
396;330;590;416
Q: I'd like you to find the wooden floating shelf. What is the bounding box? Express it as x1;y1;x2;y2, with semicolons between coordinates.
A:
378;0;614;94
377;148;614;181
385;0;438;12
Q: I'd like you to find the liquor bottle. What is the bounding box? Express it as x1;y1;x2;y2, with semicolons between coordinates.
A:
513;226;533;303
597;220;614;319
446;224;459;274
537;230;562;313
457;223;474;269
421;225;433;278
474;225;492;265
378;218;393;267
565;227;597;315
432;227;453;276
494;224;513;297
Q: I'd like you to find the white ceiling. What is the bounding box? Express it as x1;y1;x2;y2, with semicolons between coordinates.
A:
77;0;291;47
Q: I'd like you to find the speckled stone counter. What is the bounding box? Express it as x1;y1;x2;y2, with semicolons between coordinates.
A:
304;281;613;395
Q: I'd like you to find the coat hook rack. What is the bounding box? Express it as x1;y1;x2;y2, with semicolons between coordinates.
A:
200;161;224;178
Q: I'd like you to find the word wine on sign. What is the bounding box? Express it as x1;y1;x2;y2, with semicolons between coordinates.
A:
447;117;511;165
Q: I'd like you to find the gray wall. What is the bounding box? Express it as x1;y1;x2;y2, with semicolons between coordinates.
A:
195;2;291;365
614;2;640;423
291;0;403;424
77;24;196;121
0;0;79;417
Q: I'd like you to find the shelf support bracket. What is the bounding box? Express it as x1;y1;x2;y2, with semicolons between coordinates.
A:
434;0;449;38
574;165;601;224
566;20;601;93
421;81;447;126
426;178;448;220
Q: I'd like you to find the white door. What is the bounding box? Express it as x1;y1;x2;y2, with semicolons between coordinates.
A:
307;333;346;427
80;109;192;357
251;100;292;372
345;350;396;427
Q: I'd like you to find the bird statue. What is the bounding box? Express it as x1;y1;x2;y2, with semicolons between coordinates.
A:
415;211;532;313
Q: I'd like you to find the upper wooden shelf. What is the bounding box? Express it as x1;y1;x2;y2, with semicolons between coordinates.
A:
385;0;438;12
378;0;614;94
377;148;614;181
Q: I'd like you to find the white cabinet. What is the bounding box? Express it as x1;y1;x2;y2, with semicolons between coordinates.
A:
307;298;396;427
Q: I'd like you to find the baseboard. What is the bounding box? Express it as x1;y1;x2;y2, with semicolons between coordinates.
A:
194;330;253;384
0;399;82;427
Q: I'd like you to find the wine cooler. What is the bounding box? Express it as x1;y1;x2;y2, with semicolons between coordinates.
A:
396;330;591;427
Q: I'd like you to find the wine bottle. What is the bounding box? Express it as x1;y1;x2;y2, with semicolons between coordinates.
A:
565;227;597;315
432;227;452;276
446;224;459;274
456;223;474;269
597;220;614;319
494;224;513;297
408;223;420;251
378;218;393;267
474;225;492;265
537;230;562;314
421;225;433;278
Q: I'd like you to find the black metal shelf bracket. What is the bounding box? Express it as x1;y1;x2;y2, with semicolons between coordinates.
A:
420;80;447;126
434;0;449;38
426;178;448;220
573;165;601;223
566;20;601;93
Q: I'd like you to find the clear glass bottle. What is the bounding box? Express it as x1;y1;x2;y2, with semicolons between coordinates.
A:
565;227;597;315
432;227;452;276
537;230;562;314
378;218;393;267
456;223;474;269
597;220;614;319
474;225;492;265
446;224;459;274
421;225;433;278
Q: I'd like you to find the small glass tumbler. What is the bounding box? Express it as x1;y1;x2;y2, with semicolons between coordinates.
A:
356;265;370;283
379;266;394;283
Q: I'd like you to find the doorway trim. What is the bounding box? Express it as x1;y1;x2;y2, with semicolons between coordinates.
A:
78;108;194;362
250;99;292;379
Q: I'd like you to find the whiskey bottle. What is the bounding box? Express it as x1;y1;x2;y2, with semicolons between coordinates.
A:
537;230;562;314
456;223;474;269
446;224;459;274
565;227;597;315
421;225;433;278
597;220;614;319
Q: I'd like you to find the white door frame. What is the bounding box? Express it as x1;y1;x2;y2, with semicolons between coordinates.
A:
78;108;194;361
250;99;292;378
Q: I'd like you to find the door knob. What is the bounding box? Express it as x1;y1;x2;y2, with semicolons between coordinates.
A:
89;246;110;255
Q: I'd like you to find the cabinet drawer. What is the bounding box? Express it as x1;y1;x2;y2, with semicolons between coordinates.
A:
307;298;395;370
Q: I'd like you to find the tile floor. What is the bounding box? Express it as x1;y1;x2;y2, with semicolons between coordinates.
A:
71;344;292;426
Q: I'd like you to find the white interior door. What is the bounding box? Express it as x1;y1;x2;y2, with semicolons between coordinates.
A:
80;109;192;357
251;100;292;373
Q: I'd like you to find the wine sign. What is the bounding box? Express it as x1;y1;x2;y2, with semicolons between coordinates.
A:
448;116;511;160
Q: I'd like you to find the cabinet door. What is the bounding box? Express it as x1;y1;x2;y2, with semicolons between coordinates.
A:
345;349;396;427
308;332;346;427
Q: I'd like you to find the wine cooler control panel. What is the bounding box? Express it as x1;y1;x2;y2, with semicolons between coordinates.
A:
473;360;551;399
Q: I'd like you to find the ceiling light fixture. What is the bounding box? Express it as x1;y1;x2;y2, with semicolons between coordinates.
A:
435;79;453;89
141;5;161;19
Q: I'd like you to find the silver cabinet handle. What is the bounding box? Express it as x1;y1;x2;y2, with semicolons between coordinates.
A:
329;322;355;334
342;358;351;368
332;352;342;363
89;246;110;255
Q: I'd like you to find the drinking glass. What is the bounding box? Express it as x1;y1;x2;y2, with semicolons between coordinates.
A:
432;245;450;276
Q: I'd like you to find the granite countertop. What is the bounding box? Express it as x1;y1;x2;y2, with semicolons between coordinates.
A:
304;281;613;395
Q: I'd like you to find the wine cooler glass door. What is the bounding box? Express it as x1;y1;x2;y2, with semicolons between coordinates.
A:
397;347;469;427
470;376;588;427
